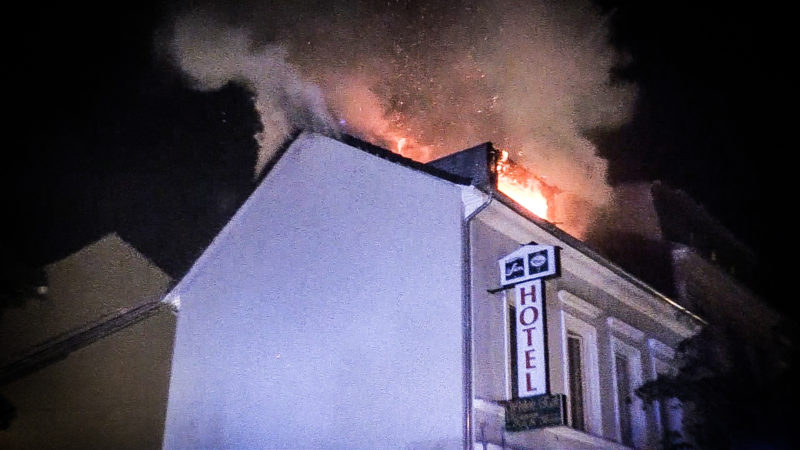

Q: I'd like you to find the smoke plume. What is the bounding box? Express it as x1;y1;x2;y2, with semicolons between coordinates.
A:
163;0;635;236
167;11;338;175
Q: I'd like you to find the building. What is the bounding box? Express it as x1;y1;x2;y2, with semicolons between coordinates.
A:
161;132;705;448
0;233;175;449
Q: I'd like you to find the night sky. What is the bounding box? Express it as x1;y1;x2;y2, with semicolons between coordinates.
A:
5;1;791;312
593;1;791;308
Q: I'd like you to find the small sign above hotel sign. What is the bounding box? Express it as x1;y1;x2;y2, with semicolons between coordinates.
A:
498;244;557;288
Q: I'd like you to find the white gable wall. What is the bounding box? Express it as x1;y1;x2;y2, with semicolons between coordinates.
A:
163;134;466;449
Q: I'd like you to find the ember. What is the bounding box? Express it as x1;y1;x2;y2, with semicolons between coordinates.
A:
397;137;407;154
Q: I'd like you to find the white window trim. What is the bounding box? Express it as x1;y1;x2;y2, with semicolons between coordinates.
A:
610;336;647;448
648;340;681;443
607;317;645;342
648;337;675;361
558;290;602;319
651;358;675;439
560;311;603;436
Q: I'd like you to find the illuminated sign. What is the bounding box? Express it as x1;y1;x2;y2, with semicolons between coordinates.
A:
499;244;559;399
513;280;547;397
505;394;567;431
498;244;557;287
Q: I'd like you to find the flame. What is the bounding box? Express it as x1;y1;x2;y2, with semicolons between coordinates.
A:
353;124;433;161
496;150;552;220
366;128;555;222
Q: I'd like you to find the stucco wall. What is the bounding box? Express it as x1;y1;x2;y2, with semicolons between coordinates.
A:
162;134;465;449
470;217;518;402
468;212;690;449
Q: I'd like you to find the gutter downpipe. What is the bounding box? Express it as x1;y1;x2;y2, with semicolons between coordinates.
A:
462;191;493;449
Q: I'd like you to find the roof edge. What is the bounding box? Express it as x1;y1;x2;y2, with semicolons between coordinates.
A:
484;187;707;328
340;134;472;185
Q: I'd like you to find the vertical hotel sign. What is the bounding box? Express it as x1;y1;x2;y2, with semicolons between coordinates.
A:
498;244;558;398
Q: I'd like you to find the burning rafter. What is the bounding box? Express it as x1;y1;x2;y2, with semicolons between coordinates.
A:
375;132;560;223
495;150;560;221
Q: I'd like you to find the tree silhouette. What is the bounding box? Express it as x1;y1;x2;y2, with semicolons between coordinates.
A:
636;323;797;449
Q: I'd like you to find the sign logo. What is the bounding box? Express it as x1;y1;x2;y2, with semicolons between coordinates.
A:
505;258;525;279
529;253;547;267
498;244;558;287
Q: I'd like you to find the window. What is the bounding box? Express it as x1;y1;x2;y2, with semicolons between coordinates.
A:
649;340;684;446
560;310;602;436
657;388;683;444
610;336;646;448
660;398;683;443
615;353;633;446
566;333;586;431
506;296;517;398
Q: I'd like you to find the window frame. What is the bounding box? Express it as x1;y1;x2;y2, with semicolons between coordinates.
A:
610;335;646;448
560;311;603;436
502;289;515;400
648;338;683;445
566;332;586;431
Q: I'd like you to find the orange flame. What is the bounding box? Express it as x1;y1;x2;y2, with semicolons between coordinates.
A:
367;128;555;222
382;132;432;161
496;150;553;221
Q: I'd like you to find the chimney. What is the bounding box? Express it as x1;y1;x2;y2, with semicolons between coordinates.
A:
426;142;498;190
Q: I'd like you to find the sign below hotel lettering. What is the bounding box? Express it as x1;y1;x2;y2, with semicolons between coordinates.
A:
504;393;567;432
498;244;559;399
